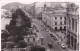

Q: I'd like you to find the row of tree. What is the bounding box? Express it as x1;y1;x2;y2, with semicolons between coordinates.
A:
1;8;45;51
2;8;31;48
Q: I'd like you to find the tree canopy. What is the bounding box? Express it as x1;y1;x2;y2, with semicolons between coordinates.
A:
30;46;45;51
5;8;32;48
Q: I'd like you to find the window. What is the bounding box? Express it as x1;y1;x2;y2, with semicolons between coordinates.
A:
55;17;57;19
64;17;66;20
72;18;74;30
64;26;66;31
64;21;66;24
60;27;62;30
55;27;57;31
60;22;62;25
55;22;57;25
60;17;62;20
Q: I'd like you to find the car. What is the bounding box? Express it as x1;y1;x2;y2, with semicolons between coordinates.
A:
40;37;44;41
44;28;46;30
48;31;51;33
53;36;57;40
48;42;53;48
50;34;54;37
36;29;39;32
50;34;57;40
57;42;61;45
61;44;66;49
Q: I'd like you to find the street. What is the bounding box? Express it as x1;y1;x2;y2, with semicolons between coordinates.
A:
32;18;70;51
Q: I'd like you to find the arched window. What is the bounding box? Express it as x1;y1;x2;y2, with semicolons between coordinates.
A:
55;27;57;31
60;27;62;31
64;26;66;31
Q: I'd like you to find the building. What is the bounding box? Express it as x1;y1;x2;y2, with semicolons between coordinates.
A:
42;3;67;31
67;3;79;50
1;9;12;18
42;3;79;50
24;33;38;46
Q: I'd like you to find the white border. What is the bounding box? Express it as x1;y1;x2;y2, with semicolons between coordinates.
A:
0;0;80;51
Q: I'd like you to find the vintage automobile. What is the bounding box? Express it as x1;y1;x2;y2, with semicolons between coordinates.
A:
60;44;66;49
48;42;53;48
50;34;57;40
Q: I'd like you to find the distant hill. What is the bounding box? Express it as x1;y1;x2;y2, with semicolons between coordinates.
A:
1;2;25;11
1;2;33;13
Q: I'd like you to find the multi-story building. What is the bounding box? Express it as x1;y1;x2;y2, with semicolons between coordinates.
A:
42;3;79;50
42;3;67;31
67;3;79;50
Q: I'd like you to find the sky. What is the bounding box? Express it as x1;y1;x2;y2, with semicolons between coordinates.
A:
0;0;34;6
0;0;79;7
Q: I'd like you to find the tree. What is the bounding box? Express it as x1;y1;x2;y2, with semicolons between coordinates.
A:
30;46;45;51
11;8;31;28
1;30;9;41
9;19;16;25
5;8;31;47
17;40;27;48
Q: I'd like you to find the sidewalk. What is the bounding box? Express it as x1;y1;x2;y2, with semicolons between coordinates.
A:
56;31;67;43
67;48;79;51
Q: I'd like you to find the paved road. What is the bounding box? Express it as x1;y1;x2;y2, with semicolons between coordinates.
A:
32;19;70;51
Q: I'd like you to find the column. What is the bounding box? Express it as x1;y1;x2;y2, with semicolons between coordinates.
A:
74;38;77;50
69;34;71;48
73;37;75;49
70;18;72;30
74;19;75;32
75;20;77;32
70;35;72;48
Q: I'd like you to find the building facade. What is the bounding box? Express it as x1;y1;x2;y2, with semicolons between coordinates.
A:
24;33;38;46
67;3;79;50
42;3;67;31
42;3;79;50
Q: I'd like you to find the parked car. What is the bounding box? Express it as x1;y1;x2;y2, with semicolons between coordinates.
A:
40;37;44;45
40;37;44;41
50;34;54;37
48;42;53;48
53;36;57;40
61;44;66;49
50;34;57;40
36;29;39;32
44;28;46;30
57;42;61;45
